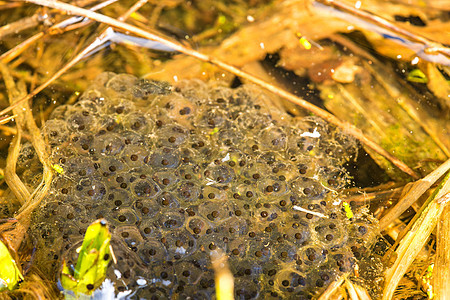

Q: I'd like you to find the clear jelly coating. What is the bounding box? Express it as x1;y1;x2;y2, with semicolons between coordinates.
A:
26;72;376;299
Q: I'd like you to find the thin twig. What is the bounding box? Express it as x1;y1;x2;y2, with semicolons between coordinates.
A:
15;0;420;179
0;14;42;39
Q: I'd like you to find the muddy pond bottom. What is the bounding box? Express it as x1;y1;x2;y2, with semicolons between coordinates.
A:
22;72;377;299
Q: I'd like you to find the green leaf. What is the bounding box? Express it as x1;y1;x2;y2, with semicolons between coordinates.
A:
0;240;23;291
407;69;428;83
61;219;112;295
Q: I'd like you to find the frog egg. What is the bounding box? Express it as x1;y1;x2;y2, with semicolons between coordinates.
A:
105;73;138;97
122;112;153;135
69;133;94;155
247;240;272;262
134;77;171;99
258;125;288;152
106;188;133;208
48;104;70;120
146;147;181;169
196;230;229;253
137;217;159;240
62;156;97;179
295;134;322;155
312;219;347;248
173;260;205;285
257;176;289;199
203;164;235;185
131;177;160;199
274;269;307;294
197;108;229;130
306;268;334;292
173;79;209;101
50;174;71;196
272;241;298;263
200;186;227;202
104;97;136;116
208;86;235;105
177;163;202;181
240;161;272;183
66;109;96;132
216;127;245;148
188;135;216;161
43;119;70;146
90;132;125;156
347;220;376;246
108;242;147;290
137;238;167;267
284;220;311;246
97;156;126;178
233;183;259;202
215;216;249;238
156;192;180;209
105;171;138;191
151;170;179;191
229;257;264;280
176;181;201;203
74;178;107;203
235;110;272;132
331;252;353;272
174;285;213;299
17;143;37;170
160;229;197;260
94;114;122;133
298;244;327;268
115;226;144;253
186;216;210;236
261;160;295;182
234;278;260;300
121;144;149;168
290;177;327;201
134;198;160;220
198;201;232;223
121;130;148;146
156;124;188;148
110;207;138;227
156;208;185;230
133;285;171;299
227;237;248;259
154;94;196;124
252;202;281;223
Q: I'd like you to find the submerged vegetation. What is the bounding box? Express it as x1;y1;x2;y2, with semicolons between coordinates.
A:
0;0;449;299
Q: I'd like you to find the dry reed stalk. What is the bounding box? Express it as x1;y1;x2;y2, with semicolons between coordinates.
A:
210;249;234;300
379;158;450;230
0;63;30;205
0;62;53;251
383;172;450;300
435;205;450;299
318;274;346;300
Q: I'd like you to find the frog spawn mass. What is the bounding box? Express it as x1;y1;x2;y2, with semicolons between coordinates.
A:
23;73;376;299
